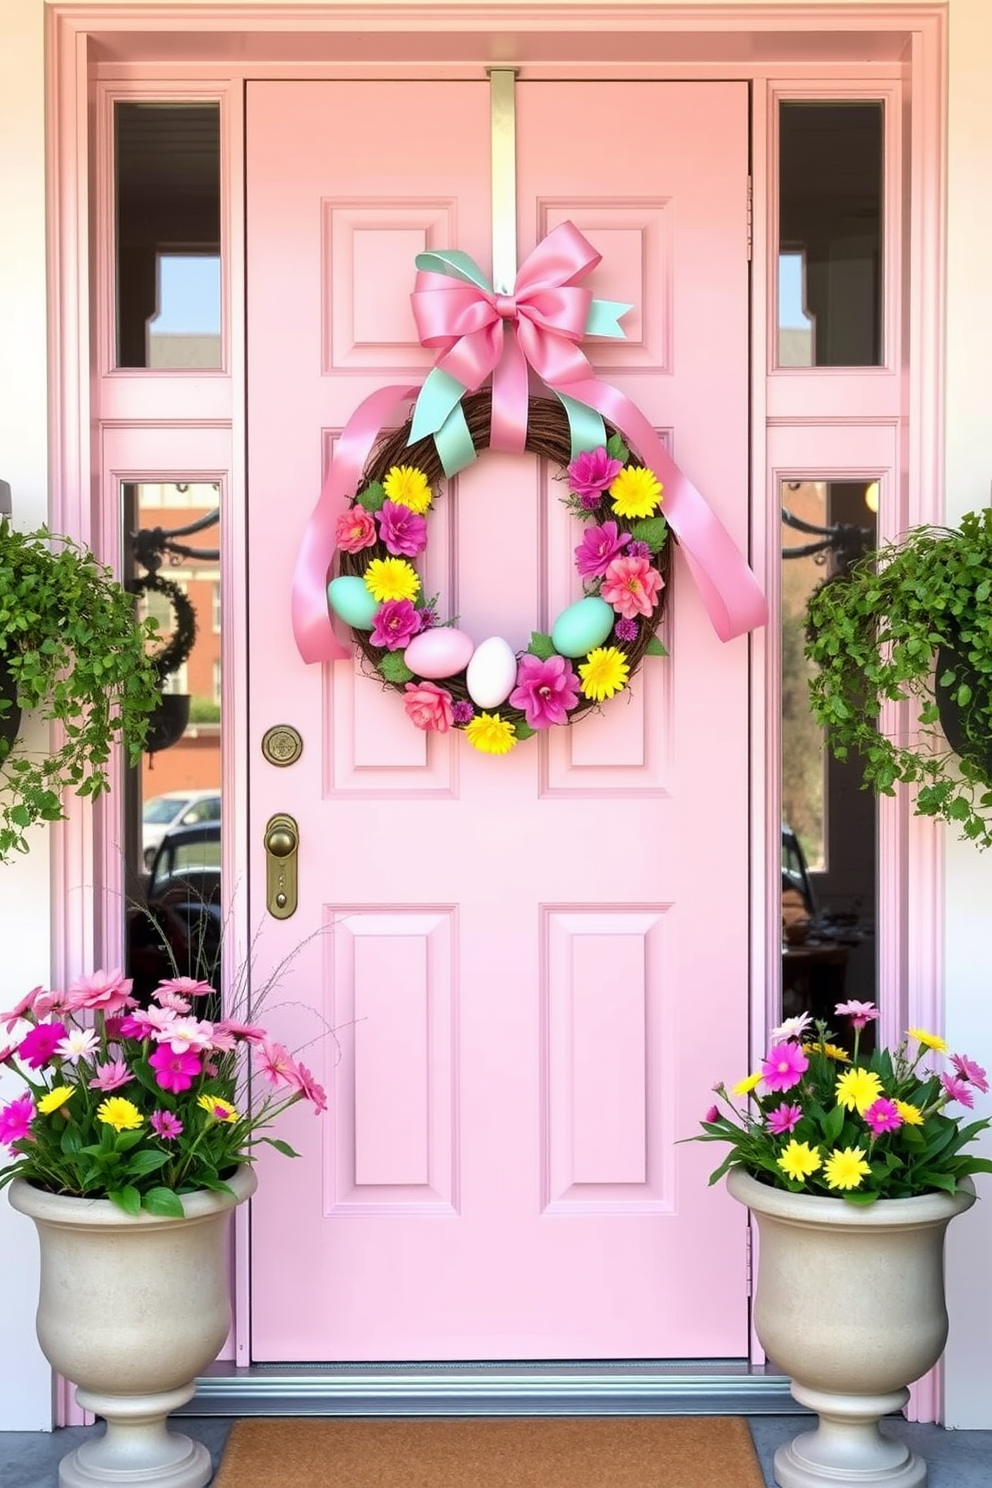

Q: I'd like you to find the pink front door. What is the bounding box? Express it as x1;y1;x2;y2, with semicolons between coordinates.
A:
246;78;751;1362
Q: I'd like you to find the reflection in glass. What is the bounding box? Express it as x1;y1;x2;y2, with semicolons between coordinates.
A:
778;102;883;367
780;480;878;1044
115;103;221;369
123;482;222;1007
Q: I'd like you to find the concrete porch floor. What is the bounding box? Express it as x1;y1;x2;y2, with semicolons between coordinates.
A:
1;1416;991;1486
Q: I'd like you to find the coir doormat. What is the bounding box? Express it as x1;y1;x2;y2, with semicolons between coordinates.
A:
211;1415;766;1488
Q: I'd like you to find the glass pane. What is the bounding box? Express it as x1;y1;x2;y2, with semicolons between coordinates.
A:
778;102;883;367
123;481;222;1008
115;103;221;369
780;479;878;1047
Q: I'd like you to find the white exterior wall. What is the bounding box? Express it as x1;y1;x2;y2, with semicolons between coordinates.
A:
0;0;989;1432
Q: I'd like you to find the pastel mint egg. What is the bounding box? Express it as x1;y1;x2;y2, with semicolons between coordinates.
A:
327;575;379;631
550;596;615;657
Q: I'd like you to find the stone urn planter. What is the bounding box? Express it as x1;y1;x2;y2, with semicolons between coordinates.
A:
727;1167;975;1488
9;1165;257;1488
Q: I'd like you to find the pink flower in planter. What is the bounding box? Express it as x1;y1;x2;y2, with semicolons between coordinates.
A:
150;1110;184;1141
156;976;215;1000
951;1052;989;1093
766;1103;803;1135
835;999;879;1032
256;1039;296;1086
65;969;136;1016
940;1073;975;1108
863;1098;903;1135
148;1045;202;1093
17;1022;67;1070
88;1059;132;1093
0;985;46;1032
760;1041;809;1093
284;1059;328;1113
0;1094;35;1149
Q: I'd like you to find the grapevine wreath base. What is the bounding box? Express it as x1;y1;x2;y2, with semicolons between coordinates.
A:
332;389;671;754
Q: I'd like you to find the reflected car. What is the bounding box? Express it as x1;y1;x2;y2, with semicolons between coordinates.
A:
128;820;223;1010
141;788;221;870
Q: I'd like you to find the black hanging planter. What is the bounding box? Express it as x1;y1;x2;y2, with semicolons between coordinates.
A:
0;656;22;761
934;643;992;780
145;693;191;755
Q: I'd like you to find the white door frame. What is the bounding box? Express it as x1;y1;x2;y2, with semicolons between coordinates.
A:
44;1;946;1421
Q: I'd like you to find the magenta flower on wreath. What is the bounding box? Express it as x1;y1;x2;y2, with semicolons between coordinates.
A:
377;499;428;558
371;598;422;651
509;653;581;729
614;617;639;643
574;520;631;580
452;700;475;725
601;555;664;620
568;447;624;501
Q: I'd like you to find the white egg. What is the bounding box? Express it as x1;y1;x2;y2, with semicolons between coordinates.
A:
465;636;518;709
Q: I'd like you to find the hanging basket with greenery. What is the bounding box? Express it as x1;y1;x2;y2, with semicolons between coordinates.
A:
0;519;162;860
804;507;992;848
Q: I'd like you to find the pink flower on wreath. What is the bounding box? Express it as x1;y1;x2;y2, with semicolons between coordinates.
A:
760;1041;809;1093
952;1052;989;1094
940;1072;975;1108
509;653;581;728
863;1098;903;1135
65;969;136;1016
377;499;428;558
148;1045;202;1093
17;1022;67;1070
403;681;454;733
371;598;422;651
334;506;377;553
0;1094;35;1149
766;1103;803;1135
574;520;631;580
601;555;664;620
567;447;624;501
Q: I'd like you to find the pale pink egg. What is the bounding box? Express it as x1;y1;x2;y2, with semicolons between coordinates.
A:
405;627;475;680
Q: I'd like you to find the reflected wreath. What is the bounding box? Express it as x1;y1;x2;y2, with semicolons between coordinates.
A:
328;390;670;755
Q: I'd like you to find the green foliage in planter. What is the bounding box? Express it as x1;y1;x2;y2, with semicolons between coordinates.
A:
805;508;992;848
0;520;162;861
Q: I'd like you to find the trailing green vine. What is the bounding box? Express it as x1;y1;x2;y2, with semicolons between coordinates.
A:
805;508;992;848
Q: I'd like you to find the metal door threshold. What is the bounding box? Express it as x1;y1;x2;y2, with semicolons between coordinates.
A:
180;1361;802;1417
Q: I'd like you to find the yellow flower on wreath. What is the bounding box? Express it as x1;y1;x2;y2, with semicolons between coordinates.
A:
364;557;421;603
37;1085;74;1115
464;712;517;755
609;465;663;520
579;646;630;702
776;1140;822;1182
824;1146;872;1191
383;465;432;514
96;1097;143;1132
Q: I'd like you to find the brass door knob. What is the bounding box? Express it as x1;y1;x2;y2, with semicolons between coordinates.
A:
264;813;299;919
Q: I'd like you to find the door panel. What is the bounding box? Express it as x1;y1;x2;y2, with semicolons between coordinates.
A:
246;79;751;1362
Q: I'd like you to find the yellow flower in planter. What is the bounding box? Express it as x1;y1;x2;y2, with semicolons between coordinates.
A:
96;1097;144;1132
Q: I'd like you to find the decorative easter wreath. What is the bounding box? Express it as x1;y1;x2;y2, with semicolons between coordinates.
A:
330;390;670;754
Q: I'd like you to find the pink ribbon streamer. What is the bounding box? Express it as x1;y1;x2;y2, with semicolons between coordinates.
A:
291;384;419;663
